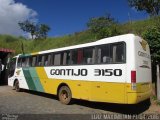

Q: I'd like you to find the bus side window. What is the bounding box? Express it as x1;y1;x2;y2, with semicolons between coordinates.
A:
26;57;30;67
29;57;32;67
63;52;67;65
37;56;43;66
77;49;83;64
60;52;64;65
112;45;116;63
51;53;54;66
47;54;51;66
22;58;26;67
83;47;94;64
43;54;51;66
97;44;110;64
32;56;36;67
63;51;70;65
54;53;61;66
17;58;22;67
71;49;78;65
42;55;45;66
111;42;125;63
67;51;71;65
116;43;125;63
92;48;96;64
97;48;101;64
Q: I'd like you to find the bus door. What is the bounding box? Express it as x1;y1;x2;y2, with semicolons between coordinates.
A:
8;57;17;83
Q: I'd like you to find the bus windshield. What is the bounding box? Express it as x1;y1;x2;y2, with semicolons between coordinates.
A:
8;58;17;77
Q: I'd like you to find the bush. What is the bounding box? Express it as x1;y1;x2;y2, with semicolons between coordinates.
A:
142;26;160;65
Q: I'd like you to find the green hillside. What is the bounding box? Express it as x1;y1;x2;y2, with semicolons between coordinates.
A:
0;17;159;55
0;31;96;55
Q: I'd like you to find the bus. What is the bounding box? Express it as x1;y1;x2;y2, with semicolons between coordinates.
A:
8;34;152;104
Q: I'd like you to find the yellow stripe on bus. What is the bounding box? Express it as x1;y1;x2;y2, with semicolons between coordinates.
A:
35;67;56;94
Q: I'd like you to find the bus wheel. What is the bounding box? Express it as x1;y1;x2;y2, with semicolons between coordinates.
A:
58;86;72;105
15;80;21;92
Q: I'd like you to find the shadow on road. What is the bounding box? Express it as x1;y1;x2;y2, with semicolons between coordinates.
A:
73;99;151;115
23;89;58;100
22;89;150;115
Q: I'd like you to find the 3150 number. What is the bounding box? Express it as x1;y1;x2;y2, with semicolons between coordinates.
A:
94;69;122;76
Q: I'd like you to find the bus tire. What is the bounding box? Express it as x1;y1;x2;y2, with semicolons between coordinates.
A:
58;86;72;105
15;80;21;92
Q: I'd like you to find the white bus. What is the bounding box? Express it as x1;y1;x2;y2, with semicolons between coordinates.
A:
8;34;152;104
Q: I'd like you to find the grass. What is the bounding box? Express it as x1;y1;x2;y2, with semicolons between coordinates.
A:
151;95;160;106
0;16;159;55
0;30;96;55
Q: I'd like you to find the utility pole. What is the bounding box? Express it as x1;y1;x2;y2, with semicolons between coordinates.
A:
21;41;25;54
157;64;160;100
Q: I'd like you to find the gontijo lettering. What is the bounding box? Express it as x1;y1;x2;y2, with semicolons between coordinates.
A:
50;69;122;76
50;69;87;76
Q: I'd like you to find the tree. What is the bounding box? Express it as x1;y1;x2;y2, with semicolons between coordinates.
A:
142;26;160;100
18;20;51;39
87;14;120;39
36;24;50;39
18;20;37;39
128;0;160;16
142;26;160;65
142;26;160;87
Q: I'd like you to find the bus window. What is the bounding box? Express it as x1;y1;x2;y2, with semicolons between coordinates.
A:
71;49;78;64
48;54;51;66
43;55;48;66
77;49;83;64
83;47;94;64
54;53;61;65
37;56;43;66
67;52;71;65
111;45;115;63
97;45;110;64
116;43;125;63
92;48;96;64
8;58;17;77
60;52;64;65
51;53;54;66
25;57;30;67
41;56;45;66
22;58;26;67
63;51;70;65
97;48;101;64
32;56;36;67
17;58;22;67
111;42;125;63
44;54;51;66
63;52;67;65
29;57;32;67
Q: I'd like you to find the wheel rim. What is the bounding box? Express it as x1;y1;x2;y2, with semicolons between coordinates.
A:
60;90;69;102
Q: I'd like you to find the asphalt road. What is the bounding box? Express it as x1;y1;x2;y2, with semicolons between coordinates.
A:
0;85;159;120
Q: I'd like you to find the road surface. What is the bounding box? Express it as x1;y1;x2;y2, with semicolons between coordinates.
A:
0;86;159;120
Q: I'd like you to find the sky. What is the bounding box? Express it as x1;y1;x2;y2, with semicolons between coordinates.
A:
0;0;148;37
